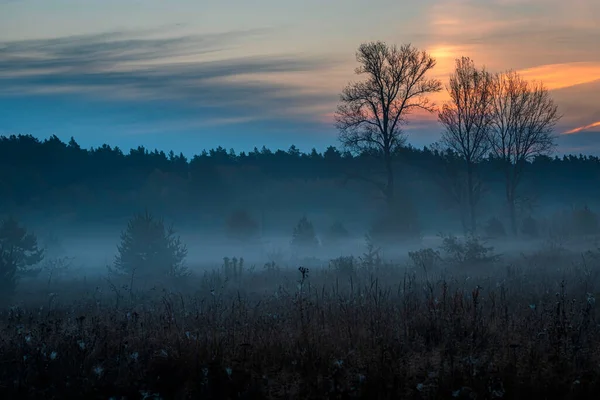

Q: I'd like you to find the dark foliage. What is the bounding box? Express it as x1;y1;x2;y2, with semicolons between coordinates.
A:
439;234;500;268
0;217;44;305
291;216;319;249
0;134;599;235
112;211;188;278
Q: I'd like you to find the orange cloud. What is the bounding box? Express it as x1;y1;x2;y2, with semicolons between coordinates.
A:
564;121;600;135
517;62;600;91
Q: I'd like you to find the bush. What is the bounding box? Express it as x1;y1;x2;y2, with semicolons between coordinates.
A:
225;210;259;242
291;216;319;249
0;217;44;305
408;248;441;273
359;234;382;269
439;234;500;268
484;217;506;238
222;256;244;280
112;211;188;278
329;255;356;277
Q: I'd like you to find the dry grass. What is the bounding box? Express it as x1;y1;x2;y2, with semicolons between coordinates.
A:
2;247;600;399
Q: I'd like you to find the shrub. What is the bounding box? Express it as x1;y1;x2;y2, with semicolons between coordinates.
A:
291;216;319;249
408;248;441;273
112;211;188;278
439;234;500;268
357;234;383;270
329;255;357;277
0;217;44;304
484;217;506;238
225;210;259;242
222;256;244;280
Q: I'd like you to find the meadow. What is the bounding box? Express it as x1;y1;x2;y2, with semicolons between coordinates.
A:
2;234;600;399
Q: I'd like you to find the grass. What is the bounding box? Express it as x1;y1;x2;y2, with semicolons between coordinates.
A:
2;244;600;399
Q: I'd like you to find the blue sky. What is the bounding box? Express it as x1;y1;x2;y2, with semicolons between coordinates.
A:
1;0;599;156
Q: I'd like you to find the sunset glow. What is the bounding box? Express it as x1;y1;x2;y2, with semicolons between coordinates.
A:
0;0;598;153
517;63;600;91
565;121;600;135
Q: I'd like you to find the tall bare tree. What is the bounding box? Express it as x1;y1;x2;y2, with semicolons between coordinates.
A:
335;41;442;207
438;57;494;233
488;70;561;235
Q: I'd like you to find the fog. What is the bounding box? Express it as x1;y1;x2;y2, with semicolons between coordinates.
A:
35;220;576;277
4;146;600;398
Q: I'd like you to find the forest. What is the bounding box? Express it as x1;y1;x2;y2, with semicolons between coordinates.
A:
1;132;600;237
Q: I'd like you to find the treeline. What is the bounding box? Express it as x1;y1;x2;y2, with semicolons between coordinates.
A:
1;133;599;234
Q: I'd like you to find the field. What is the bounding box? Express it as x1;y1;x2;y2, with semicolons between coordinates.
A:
2;237;600;399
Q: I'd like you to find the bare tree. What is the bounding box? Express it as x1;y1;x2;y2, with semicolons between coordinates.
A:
335;41;442;207
438;57;494;233
488;70;561;235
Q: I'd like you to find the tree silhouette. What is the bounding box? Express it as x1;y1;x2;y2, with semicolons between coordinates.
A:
291;216;319;249
0;132;598;239
488;70;561;235
0;217;44;304
335;41;442;208
438;57;494;233
113;211;188;278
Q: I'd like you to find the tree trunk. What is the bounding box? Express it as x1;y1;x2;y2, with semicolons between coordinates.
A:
466;162;477;234
459;204;469;236
505;167;518;236
507;192;518;236
384;152;394;209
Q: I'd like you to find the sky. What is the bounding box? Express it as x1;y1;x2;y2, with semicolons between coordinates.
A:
0;0;599;157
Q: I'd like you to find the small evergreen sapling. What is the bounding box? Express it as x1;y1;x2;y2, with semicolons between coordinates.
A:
0;217;44;304
113;211;188;278
291;216;319;249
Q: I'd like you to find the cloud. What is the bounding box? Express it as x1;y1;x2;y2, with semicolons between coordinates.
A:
517;64;600;91
564;121;600;135
0;28;340;128
550;79;600;134
418;0;600;73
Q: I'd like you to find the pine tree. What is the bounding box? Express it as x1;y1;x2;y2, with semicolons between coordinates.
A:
0;217;44;304
291;216;319;249
113;211;188;278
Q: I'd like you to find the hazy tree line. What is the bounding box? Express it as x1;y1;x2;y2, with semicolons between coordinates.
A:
0;133;598;232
